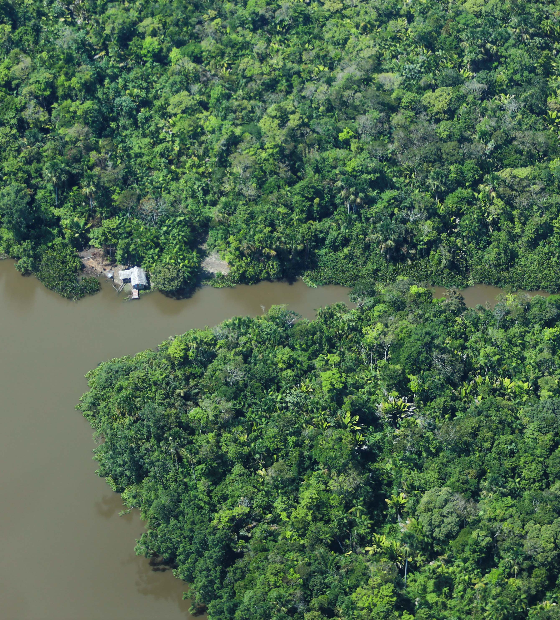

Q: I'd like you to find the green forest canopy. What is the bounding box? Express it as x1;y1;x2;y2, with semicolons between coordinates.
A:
80;282;560;619
3;0;560;295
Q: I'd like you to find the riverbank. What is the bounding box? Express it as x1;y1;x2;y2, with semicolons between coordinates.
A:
78;243;232;297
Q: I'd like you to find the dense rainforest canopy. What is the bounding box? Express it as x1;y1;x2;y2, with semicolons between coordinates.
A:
80;282;560;619
3;0;560;295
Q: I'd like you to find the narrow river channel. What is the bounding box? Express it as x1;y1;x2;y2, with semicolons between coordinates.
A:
0;259;546;620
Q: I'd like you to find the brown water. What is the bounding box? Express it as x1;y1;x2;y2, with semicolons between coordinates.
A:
0;259;547;620
0;260;354;620
430;283;549;307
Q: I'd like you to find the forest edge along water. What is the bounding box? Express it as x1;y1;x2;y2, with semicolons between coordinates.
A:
0;258;548;620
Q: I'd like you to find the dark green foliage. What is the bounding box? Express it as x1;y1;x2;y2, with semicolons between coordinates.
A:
36;240;99;299
0;183;36;242
3;0;560;293
80;283;560;618
149;262;185;293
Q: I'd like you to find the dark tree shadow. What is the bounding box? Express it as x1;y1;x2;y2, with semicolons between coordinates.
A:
122;551;193;614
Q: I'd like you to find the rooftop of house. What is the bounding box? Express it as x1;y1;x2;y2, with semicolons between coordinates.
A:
118;266;148;288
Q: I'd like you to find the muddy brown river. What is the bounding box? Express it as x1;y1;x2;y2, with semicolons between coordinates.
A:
0;259;546;619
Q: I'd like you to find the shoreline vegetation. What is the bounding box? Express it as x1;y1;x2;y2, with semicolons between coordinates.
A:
80;282;560;619
2;1;560;297
6;0;560;617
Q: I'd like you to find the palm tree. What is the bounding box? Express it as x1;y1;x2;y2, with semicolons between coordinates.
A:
81;178;96;210
43;160;67;207
335;179;362;215
385;492;408;521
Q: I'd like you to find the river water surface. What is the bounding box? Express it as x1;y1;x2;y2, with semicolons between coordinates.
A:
0;260;545;619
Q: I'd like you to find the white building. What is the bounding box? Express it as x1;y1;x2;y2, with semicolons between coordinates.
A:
118;266;148;290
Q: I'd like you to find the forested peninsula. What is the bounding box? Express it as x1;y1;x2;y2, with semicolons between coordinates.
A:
80;283;560;619
3;0;560;295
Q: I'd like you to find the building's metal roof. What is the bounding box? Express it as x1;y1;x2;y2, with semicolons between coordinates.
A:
131;266;148;287
119;266;148;287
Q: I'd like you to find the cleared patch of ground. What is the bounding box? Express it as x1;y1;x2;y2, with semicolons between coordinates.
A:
79;247;113;276
79;248;127;286
201;249;230;276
